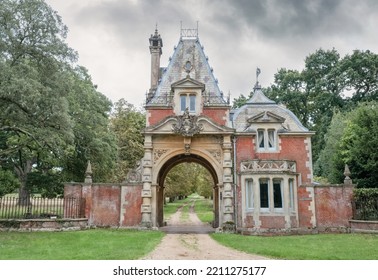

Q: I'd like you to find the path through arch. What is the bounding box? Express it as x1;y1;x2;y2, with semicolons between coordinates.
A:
141;197;269;260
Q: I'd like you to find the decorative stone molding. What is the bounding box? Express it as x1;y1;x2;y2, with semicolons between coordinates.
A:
207;149;222;164
171;108;203;137
141;189;152;197
124;161;142;183
240;160;296;173
153;149;168;163
141;204;152;213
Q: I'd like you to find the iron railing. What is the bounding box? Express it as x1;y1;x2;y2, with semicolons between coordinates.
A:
0;197;85;219
353;196;378;220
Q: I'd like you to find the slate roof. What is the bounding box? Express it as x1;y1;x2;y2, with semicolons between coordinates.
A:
147;36;227;106
232;83;312;134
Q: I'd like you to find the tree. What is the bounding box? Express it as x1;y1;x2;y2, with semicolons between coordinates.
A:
340;102;378;188
110;99;145;182
63;66;117;183
338;50;378;104
0;0;77;200
266;49;346;162
314;110;349;183
164;163;213;200
0;168;20;197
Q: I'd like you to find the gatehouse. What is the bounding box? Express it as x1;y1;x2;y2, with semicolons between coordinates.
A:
64;27;354;234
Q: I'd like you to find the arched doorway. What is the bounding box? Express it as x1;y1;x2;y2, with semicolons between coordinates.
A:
156;153;220;228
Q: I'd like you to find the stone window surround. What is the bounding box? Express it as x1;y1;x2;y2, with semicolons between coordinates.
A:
241;174;298;216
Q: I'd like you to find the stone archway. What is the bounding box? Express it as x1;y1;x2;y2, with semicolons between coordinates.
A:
140;118;235;229
155;153;220;228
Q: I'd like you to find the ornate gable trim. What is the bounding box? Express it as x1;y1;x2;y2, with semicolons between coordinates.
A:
247;111;285;124
171;76;205;90
144;112;234;135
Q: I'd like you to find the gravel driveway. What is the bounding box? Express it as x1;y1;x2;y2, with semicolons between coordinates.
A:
141;200;269;260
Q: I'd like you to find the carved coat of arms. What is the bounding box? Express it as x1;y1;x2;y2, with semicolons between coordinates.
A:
171;108;203;137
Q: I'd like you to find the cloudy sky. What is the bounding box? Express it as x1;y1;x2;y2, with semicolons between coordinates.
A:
44;0;378;108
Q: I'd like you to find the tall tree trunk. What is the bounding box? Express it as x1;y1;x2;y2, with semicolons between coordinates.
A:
14;159;33;206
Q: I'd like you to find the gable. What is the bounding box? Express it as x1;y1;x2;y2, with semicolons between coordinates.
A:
247;111;285;124
171;76;205;90
145;114;234;135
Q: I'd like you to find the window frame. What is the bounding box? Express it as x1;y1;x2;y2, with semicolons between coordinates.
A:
245;179;254;210
179;93;197;114
259;178;270;212
256;128;277;152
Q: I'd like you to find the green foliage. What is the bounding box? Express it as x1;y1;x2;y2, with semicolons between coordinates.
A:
0;168;20;197
26;171;63;198
0;0;118;193
164;163;213;199
314;110;349;183
340;102;378;188
63;66;117;183
231;92;253;109
110;99;145;182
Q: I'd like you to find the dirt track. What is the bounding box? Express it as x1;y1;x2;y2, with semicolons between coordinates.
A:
141;200;269;260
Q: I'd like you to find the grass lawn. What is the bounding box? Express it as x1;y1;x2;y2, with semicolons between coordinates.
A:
0;229;164;260
211;233;378;260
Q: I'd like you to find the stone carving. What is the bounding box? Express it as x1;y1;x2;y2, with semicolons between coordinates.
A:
153;149;168;163
124;160;142;183
241;160;296;173
171;108;203;137
207;149;222;164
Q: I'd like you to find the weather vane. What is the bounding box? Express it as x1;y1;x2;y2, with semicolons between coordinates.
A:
256;67;261;83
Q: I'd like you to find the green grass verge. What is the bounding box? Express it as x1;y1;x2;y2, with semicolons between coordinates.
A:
193;196;213;223
0;229;165;260
211;233;378;260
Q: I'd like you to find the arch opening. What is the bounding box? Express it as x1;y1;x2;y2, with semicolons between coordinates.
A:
156;153;220;228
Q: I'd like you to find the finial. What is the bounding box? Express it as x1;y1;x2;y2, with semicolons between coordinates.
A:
254;67;261;89
343;164;352;185
85;160;93;183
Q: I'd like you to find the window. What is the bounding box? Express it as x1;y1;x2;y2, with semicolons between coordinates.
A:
180;94;196;113
259;179;269;210
257;129;276;151
180;95;186;112
189;94;196;112
273;179;283;209
246;179;254;210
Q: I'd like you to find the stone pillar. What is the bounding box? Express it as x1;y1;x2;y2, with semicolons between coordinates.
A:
82;161;93;223
141;135;153;228
222;135;234;228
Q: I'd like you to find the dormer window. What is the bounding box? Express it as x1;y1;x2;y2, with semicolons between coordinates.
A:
180;93;196;113
257;129;276;151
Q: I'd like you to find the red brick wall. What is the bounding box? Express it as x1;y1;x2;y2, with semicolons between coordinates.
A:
314;185;354;230
148;108;174;126
202;108;228;126
297;186;314;228
91;185;121;226
235;135;312;183
121;185;143;227
260;216;286;229
64;183;143;227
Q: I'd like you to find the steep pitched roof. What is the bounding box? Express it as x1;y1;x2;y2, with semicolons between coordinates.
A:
148;37;226;105
232;83;312;134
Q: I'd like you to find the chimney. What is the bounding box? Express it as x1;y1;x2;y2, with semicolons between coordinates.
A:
149;27;163;96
